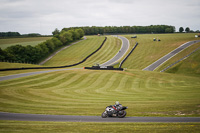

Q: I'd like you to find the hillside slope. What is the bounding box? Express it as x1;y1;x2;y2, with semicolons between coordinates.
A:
166;47;200;77
0;34;199;117
122;33;200;70
0;69;199;116
43;36;121;67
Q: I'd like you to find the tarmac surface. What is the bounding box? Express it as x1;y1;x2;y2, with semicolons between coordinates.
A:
0;112;200;122
143;40;200;71
100;35;129;67
0;68;82;81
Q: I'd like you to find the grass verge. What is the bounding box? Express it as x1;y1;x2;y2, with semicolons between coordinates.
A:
0;121;200;133
0;69;199;117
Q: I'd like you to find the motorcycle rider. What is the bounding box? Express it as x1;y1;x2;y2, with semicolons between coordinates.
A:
113;101;123;111
101;101;128;118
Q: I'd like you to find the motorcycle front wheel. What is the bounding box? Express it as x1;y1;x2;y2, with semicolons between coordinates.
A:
118;110;126;118
101;112;108;118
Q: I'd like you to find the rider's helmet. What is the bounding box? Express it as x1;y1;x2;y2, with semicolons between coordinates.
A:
115;101;120;105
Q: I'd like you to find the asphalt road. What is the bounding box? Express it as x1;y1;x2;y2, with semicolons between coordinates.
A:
100;35;129;67
0;112;200;122
143;40;200;71
0;68;82;81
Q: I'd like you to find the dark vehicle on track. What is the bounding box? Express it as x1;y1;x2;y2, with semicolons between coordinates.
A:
131;36;137;38
101;101;128;118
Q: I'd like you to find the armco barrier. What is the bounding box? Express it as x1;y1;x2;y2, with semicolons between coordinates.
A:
84;66;123;71
0;37;107;71
119;42;138;68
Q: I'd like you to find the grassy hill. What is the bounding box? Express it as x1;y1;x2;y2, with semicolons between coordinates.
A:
0;37;52;49
156;42;200;72
43;35;121;67
121;33;200;70
0;69;199;117
166;47;200;77
0;33;200;132
0;35;121;76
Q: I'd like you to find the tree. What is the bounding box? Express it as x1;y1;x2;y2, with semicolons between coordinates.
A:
24;45;39;63
5;45;26;62
36;42;49;56
185;27;190;33
69;30;80;40
45;39;55;52
29;33;40;37
77;28;84;38
51;37;63;47
59;31;73;44
0;48;7;60
195;30;200;33
179;27;184;33
52;28;60;37
165;27;173;33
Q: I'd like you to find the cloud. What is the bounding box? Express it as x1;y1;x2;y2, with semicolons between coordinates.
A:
0;0;199;34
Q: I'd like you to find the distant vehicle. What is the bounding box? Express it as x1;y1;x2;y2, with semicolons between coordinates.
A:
131;36;137;38
153;38;161;41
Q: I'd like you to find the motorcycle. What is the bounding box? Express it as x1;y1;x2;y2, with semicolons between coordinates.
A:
101;105;128;118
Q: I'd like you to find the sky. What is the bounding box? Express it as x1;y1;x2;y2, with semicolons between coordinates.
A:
0;0;200;35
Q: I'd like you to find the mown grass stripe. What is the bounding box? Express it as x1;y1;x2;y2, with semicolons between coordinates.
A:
0;67;200;116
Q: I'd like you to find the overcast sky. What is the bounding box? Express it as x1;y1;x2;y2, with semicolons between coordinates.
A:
0;0;199;35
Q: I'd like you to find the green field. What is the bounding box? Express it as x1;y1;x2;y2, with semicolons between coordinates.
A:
157;42;200;73
122;33;200;70
0;37;52;49
0;33;200;132
166;47;200;77
0;121;200;133
0;35;121;76
0;69;199;117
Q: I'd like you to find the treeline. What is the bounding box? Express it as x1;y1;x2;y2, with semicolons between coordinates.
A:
63;25;175;35
0;32;49;38
0;28;84;64
0;32;21;37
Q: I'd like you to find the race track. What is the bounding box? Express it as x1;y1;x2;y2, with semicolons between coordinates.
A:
0;36;129;81
0;68;82;81
100;35;129;67
143;40;200;71
0;112;200;122
0;37;200;122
